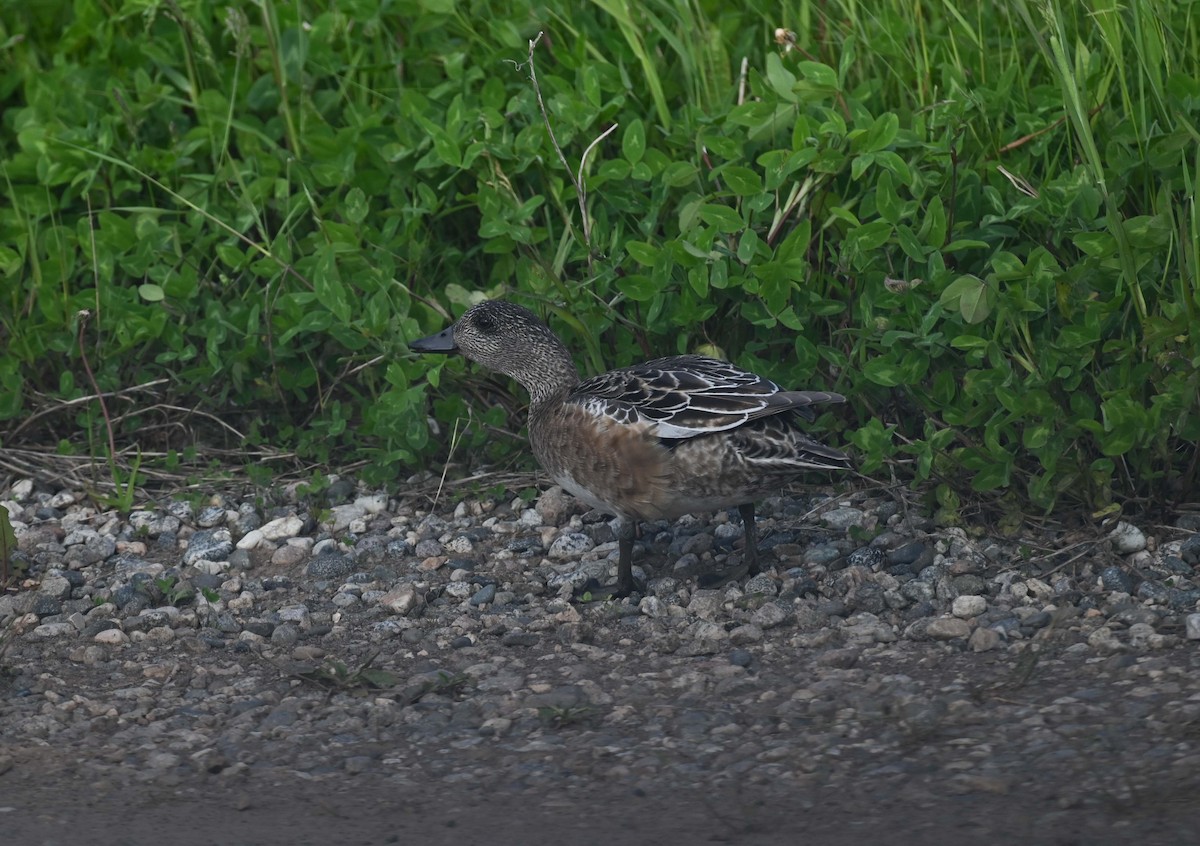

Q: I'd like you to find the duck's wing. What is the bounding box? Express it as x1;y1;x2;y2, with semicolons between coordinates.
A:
569;355;844;440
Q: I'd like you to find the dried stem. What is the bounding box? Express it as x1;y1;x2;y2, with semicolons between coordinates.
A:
526;31;617;254
75;311;118;469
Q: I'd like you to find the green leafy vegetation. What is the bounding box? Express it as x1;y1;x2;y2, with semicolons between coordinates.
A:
0;0;1195;513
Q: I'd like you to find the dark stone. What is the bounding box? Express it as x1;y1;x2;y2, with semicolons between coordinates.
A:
952;574;988;596
184;529;234;565
1162;556;1192;575
1022;611;1053;630
414;539;443;557
385;539;413;557
31;596;62;617
61;570;86;588
506;537;543;557
262;576;294;591
1137;581;1170;602
887;541;927;566
1168;588;1200;610
500;631;538;647
82;619;118;637
846;582;885;614
1100;565;1137;594
450;635;474;649
192;572;225;591
242;620;275;637
1179;534;1200;565
729;649;754;668
470;584;497;606
902;600;937;622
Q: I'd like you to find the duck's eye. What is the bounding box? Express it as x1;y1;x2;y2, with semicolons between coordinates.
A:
472;312;498;334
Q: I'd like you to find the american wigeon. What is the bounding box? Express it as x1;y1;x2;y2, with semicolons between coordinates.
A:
411;300;851;597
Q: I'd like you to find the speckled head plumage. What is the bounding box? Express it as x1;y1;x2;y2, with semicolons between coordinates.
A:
409;301;579;402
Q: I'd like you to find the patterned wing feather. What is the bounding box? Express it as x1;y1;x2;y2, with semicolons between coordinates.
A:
570;355;844;439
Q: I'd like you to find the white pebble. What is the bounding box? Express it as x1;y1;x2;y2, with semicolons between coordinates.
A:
1185;613;1200;641
952;595;987;618
236;529;264;550
1108;520;1147;554
259;514;304;541
94;629;129;645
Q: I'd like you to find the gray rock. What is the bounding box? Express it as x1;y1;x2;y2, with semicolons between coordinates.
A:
525;685;587;710
37;574;74;600
729;648;754;667
196;505;226;528
469;584;496;606
729;624;764;645
306;553;355;579
270;623;301;647
500;631;538;647
742;574;777;596
183;529;235;566
847;546;884;569
548;532;595;558
33;622;76;638
887;541;927;566
1180;533;1200;564
926;618;971;639
1100;565;1136;594
751;601;791;630
535;486;575;526
802;543;843;566
968;626;1002;652
822;506;865;530
414;539;443;557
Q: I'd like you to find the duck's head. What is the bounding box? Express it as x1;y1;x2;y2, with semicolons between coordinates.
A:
410;300;579;400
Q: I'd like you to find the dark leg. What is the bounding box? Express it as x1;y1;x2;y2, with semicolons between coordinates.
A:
739;503;759;575
575;517;641;600
615;517;637;597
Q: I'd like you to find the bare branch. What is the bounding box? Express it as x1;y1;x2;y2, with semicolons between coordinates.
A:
526;31;617;253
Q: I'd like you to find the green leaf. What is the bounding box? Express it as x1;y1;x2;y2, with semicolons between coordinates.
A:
622;118;646;164
862;356;902;386
719;165;762;196
138;283;164;302
924;195;946;247
943;239;990;252
765;53;798;102
1072;232;1115;257
699;204;744;232
863;112;899;152
940;275;994;324
798;61;838;89
662;162;698;187
616;274;659;302
344;187;368;224
626;241;659;266
846;220;892;253
971;458;1012;491
875;169;901;224
313;247;352;325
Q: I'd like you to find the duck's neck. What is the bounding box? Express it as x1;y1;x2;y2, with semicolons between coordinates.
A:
511;343;580;408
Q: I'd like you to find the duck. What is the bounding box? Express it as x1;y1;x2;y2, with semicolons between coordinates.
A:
410;300;852;598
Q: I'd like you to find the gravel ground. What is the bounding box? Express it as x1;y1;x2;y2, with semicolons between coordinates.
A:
2;475;1200;845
